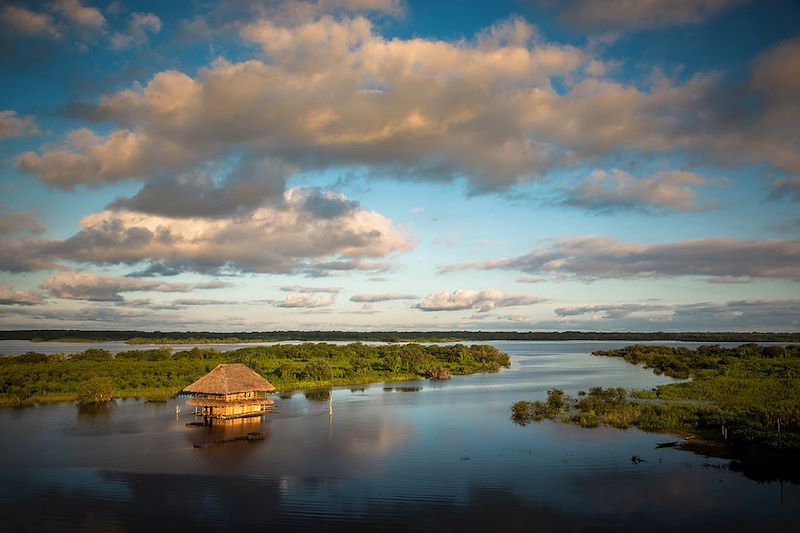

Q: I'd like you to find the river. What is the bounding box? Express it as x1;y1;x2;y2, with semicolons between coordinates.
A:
0;341;796;531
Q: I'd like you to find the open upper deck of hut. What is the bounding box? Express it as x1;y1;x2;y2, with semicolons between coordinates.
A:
184;363;276;420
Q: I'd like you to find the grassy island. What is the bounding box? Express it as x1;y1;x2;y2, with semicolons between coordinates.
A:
0;342;509;407
512;344;800;482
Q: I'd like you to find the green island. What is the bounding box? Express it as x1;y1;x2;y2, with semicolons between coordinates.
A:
0;343;509;407
512;344;800;482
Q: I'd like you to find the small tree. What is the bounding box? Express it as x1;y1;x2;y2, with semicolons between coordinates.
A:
78;377;114;404
429;367;451;380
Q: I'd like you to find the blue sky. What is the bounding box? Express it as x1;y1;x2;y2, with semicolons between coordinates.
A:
0;0;798;331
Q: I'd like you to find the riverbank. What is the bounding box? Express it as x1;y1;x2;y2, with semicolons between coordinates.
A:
0;343;509;407
512;343;800;482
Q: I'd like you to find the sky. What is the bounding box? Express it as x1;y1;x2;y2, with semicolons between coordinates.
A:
0;0;799;332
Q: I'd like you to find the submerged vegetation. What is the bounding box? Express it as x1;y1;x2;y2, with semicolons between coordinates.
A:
0;343;509;407
512;344;800;482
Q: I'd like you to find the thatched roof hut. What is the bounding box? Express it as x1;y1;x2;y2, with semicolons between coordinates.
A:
184;363;275;395
184;363;275;420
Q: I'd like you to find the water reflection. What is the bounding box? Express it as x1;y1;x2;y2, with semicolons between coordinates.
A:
304;389;331;402
0;468;796;532
76;401;114;424
0;341;798;531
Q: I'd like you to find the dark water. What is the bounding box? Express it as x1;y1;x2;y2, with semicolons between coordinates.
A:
1;341;797;532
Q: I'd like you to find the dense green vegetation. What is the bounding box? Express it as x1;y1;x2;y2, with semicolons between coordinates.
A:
0;343;509;407
3;329;799;343
77;377;114;404
512;344;800;482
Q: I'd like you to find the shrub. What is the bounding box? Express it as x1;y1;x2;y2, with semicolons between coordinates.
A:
429;367;451;380
78;377;114;404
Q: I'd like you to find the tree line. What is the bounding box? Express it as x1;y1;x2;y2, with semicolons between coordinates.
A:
2;329;798;343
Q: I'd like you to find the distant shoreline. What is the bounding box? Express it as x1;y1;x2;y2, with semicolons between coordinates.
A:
2;330;798;343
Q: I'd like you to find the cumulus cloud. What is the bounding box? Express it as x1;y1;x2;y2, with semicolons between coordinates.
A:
562;169;721;212
19;14;798;194
0;285;45;306
108;163;288;218
0;236;59;272
557;0;746;32
0;212;45;234
52;0;105;30
0;110;39;140
18;188;412;275
275;292;335;308
414;289;548;313
441;237;800;281
11;8;798;204
1;1;105;40
41;272;232;302
16;128;203;189
20;16;594;191
111;12;162;50
1;5;59;37
350;293;417;302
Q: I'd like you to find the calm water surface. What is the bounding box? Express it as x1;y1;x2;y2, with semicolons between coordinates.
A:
0;341;797;532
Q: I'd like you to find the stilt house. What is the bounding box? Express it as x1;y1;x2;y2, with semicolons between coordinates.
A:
184;363;276;420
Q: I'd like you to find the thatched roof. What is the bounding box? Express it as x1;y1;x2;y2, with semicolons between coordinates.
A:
183;363;276;395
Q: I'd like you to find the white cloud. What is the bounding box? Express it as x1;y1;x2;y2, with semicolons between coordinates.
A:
1;1;106;40
414;289;548;313
280;285;340;293
0;212;44;234
1;5;59;37
111;12;161;50
27;188;412;275
19;16;594;191
52;0;105;30
18;16;798;195
0;285;45;306
562;169;722;213
0;110;39;140
275;292;335;308
350;293;417;302
41;272;232;302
